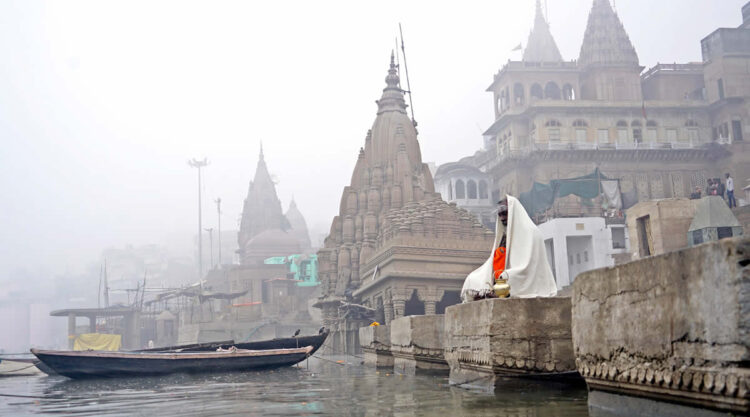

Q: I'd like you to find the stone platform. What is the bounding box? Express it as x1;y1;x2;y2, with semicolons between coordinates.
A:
390;315;448;374
359;324;394;367
573;237;750;414
444;297;578;390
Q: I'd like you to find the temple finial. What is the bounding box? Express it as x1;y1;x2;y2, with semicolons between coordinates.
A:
259;141;264;161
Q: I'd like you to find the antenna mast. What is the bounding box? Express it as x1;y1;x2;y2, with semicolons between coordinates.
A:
399;23;417;130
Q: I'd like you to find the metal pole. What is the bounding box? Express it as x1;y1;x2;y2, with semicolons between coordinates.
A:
205;228;214;268
188;158;209;287
215;198;222;268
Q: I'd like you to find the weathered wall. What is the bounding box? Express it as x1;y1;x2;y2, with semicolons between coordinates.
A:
359;325;393;367
444;297;576;389
390;315;447;374
572;236;750;413
626;198;696;258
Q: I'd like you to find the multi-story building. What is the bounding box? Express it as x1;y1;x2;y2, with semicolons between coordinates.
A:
446;0;750;287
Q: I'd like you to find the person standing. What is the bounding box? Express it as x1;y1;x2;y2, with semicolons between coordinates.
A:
726;173;736;208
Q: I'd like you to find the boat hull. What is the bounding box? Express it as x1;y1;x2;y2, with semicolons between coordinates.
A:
31;346;313;379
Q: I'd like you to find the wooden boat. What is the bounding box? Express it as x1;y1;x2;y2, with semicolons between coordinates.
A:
140;329;329;356
31;346;313;379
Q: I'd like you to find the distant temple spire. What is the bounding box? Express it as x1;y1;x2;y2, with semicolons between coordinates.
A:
523;0;563;62
578;0;639;67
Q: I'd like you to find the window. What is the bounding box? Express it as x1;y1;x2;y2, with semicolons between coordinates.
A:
583;251;589;262
562;84;575;101
646;120;658;127
530;83;543;100
573;120;588;127
576;129;587;142
514;83;525;105
617;129;629;144
633;129;643;143
732;120;744;141
631;120;642;127
616;120;628;127
467;180;478;199
545;120;562;127
692;230;703;245
549;128;561;141
455;180;465;199
479;180;488;199
646;128;658;142
685;120;698;127
718;227;733;239
576;253;581;264
718;79;725;100
448;181;453;200
637;215;653;256
666;129;678;142
598;129;610;143
612;227;626;249
687;128;699;142
545;82;561;100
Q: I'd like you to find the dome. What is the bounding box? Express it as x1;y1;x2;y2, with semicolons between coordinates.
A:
242;229;302;264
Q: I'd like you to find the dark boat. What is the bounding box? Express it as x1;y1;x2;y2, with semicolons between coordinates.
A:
140;329;329;356
31;346;313;379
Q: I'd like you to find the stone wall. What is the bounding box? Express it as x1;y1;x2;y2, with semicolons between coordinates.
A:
390;315;447;374
625;198;696;259
572;236;750;413
444;297;576;390
359;325;393;367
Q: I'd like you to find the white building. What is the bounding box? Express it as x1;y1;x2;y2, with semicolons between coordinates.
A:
433;161;496;229
538;217;629;289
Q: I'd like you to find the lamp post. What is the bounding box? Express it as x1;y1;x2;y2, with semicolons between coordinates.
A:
188;158;209;286
205;227;214;269
215;198;222;268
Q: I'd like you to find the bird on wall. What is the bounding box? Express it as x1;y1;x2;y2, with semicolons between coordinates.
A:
293;329;301;337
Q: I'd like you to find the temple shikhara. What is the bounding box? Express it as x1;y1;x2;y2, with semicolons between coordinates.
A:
315;54;493;353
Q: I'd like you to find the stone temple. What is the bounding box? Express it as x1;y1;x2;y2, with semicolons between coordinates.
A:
315;54;494;353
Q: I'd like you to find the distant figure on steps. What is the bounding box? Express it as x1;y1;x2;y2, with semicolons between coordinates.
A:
461;195;557;302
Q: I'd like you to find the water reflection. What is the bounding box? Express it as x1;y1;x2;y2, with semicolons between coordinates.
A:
0;357;589;416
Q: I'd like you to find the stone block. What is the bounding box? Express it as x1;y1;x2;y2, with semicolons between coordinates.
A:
390;315;448;374
573;236;750;414
444;297;577;390
359;325;393;367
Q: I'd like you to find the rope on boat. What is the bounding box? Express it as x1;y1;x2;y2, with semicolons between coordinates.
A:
0;393;50;399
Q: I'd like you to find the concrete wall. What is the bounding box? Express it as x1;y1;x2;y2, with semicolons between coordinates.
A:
390;315;447;374
626;198;697;258
444;297;576;390
572;236;750;413
359;324;393;367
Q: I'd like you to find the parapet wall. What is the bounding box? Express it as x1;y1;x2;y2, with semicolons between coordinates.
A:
573;236;750;413
359;324;393;367
390;315;447;374
444;297;576;389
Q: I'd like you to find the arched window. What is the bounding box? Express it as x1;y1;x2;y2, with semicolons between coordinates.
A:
544;82;561;100
467;180;478;199
530;83;543;100
631;120;642;127
455;179;465;199
513;83;525;105
646;120;658;127
545;119;562;127
479;180;488;199
562;84;575;100
546;119;562;141
685;120;699;127
616;120;628;127
573;120;588;127
448;180;453;200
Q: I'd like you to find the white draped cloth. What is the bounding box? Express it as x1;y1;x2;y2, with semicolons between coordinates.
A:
461;195;558;302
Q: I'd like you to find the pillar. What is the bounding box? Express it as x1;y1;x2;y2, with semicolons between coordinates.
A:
67;313;76;350
418;289;444;316
88;316;96;333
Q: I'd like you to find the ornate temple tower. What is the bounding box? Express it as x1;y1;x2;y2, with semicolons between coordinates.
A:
316;54;493;353
237;147;300;265
578;0;643;101
523;0;563;63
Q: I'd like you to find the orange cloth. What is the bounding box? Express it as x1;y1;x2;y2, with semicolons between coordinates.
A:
493;246;506;280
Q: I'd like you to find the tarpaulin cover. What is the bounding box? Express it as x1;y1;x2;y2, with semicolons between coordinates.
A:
519;169;613;215
73;333;122;351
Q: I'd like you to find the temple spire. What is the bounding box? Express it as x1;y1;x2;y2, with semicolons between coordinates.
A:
522;0;563;62
376;52;408;115
578;0;639;67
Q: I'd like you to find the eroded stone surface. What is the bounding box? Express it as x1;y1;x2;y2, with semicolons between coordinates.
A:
390;315;448;374
573;236;750;413
444;297;577;389
359;325;393;367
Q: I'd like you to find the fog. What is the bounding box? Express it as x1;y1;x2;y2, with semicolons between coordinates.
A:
0;0;743;286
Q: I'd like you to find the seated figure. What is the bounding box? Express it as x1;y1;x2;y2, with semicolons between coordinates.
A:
461;195;558;301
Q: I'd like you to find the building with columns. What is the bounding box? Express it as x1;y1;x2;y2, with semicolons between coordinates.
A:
443;0;750;287
315;54;493;353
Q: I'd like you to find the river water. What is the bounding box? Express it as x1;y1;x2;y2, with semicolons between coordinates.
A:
0;356;590;416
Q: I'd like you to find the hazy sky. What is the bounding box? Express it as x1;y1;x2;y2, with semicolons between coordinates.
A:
0;0;745;280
